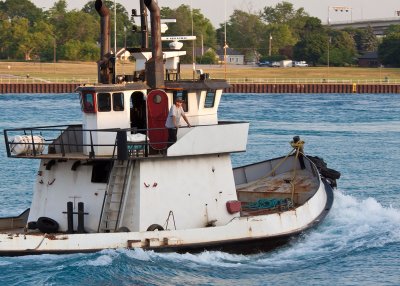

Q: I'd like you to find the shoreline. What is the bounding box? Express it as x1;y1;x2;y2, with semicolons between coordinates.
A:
1;82;399;94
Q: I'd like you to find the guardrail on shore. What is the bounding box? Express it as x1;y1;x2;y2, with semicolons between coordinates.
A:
226;78;400;84
0;77;97;84
1;76;399;85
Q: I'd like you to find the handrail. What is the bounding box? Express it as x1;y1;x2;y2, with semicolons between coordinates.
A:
226;78;400;84
1;76;399;85
4;125;169;160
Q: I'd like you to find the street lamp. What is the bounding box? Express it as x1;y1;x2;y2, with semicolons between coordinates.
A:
327;36;331;78
268;33;272;57
328;6;352;24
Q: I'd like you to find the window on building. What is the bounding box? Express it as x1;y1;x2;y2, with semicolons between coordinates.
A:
204;90;216;108
97;93;111;112
173;90;188;112
113;92;124;111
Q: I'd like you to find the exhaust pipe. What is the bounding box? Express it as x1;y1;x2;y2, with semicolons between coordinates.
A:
95;0;114;84
144;0;164;89
95;0;110;59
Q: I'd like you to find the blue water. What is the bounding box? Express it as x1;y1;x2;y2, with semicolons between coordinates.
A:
0;93;399;285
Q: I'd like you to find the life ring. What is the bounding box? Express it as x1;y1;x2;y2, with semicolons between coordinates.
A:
146;224;164;231
37;217;59;233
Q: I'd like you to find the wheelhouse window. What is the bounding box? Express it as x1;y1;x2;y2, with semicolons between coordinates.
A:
97;93;111;112
113;92;124;111
204;90;216;108
173;90;188;112
81;92;96;113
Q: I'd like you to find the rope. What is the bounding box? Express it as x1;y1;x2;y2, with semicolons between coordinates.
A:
244;139;305;189
244;198;293;210
290;139;304;202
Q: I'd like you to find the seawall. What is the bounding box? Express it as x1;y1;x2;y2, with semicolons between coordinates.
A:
0;83;399;94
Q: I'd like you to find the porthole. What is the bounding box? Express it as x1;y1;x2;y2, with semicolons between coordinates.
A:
153;94;162;104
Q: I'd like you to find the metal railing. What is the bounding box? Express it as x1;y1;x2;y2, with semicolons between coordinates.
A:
226;78;400;84
0;76;97;84
3;125;155;160
1;76;399;85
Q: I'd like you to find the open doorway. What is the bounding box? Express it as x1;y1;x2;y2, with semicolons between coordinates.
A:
130;91;147;133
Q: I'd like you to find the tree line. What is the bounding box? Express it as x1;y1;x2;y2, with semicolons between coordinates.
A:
0;0;399;67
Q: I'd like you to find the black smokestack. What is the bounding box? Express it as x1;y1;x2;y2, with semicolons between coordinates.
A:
95;0;110;59
95;0;114;84
144;0;164;89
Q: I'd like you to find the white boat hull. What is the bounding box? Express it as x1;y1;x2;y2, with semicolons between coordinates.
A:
0;178;333;256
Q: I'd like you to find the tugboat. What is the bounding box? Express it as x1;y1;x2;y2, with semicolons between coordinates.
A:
0;0;339;256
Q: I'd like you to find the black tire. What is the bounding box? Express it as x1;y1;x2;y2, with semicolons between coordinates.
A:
27;221;37;230
146;224;164;231
37;217;59;233
320;167;341;180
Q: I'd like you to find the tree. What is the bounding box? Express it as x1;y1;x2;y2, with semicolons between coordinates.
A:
0;0;44;24
261;1;307;25
293;17;328;65
346;26;378;54
266;24;296;57
378;25;400;67
196;49;218;64
82;0;134;49
217;10;268;62
323;30;357;66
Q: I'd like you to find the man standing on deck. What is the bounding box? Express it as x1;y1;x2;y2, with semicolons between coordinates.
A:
165;98;191;147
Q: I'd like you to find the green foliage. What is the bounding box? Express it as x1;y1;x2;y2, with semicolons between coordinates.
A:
261;1;308;24
378;25;400;67
196;50;218;64
82;0;133;48
218;10;268;62
294;32;328;65
61;39;99;61
345;26;378;54
0;0;44;23
0;0;395;66
267;24;296;57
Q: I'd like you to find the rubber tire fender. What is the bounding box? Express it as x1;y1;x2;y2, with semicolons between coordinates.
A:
37;217;59;233
146;224;164;231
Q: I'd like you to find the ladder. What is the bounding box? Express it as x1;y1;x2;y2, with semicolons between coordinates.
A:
98;160;134;232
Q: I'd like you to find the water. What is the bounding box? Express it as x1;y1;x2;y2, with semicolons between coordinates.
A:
0;93;399;285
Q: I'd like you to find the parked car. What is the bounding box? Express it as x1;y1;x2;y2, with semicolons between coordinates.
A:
257;61;271;67
294;61;308;67
271;61;280;67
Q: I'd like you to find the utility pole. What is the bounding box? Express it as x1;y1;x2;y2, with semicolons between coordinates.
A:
268;33;272;57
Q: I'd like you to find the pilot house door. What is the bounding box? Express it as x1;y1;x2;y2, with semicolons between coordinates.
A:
147;90;169;150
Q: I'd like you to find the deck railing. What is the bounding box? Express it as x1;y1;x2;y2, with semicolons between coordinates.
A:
3;125;156;160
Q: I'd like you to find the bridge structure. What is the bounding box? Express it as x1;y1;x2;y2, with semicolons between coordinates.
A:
327;17;400;35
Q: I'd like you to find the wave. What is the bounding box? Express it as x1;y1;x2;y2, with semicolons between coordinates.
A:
64;191;398;271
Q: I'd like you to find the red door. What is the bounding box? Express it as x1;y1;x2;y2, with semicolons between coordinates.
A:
147;90;169;150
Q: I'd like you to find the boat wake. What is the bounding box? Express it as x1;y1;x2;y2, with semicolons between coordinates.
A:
59;190;400;271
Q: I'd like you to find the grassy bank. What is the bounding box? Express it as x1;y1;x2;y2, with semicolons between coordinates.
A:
0;61;399;83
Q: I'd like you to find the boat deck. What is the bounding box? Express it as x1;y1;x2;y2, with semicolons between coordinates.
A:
237;170;319;216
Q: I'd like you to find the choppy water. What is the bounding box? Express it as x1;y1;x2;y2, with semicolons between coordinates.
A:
0;93;399;285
